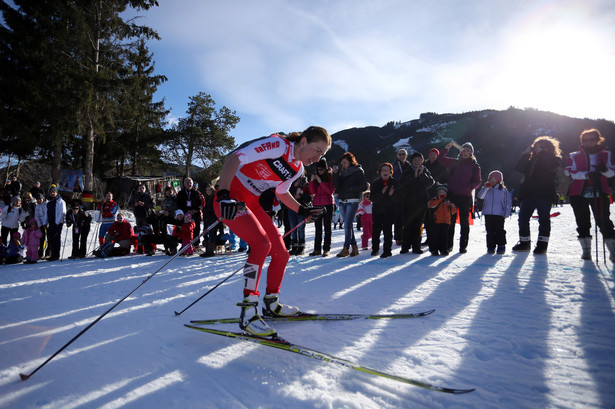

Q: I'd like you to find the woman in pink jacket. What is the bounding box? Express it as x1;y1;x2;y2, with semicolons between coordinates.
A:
22;219;43;263
565;128;615;260
307;158;335;256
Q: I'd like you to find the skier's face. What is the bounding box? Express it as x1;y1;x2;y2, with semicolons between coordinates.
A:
295;137;329;166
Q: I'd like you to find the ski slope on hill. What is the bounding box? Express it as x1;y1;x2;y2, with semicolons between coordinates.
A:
0;204;614;408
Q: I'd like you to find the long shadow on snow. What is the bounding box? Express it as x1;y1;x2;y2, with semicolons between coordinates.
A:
307;252;494;399
580;261;615;408
449;252;550;408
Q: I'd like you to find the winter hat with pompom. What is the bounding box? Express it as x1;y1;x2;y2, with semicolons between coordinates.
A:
488;170;503;184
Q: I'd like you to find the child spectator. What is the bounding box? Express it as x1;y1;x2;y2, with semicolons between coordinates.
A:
427;184;458;256
180;212;196;255
22;219;43;263
356;191;373;250
370;163;400;258
478;171;512;254
66;204;92;259
166;209;185;256
5;232;26;264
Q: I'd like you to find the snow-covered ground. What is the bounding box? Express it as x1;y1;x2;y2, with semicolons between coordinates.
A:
1;204;614;409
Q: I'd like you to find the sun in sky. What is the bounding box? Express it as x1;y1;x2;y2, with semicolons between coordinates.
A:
486;3;615;120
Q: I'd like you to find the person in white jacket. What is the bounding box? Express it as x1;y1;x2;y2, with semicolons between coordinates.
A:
34;193;49;259
45;186;66;261
478;170;512;254
1;196;27;245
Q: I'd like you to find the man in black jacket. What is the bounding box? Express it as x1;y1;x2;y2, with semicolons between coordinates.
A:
128;184;154;228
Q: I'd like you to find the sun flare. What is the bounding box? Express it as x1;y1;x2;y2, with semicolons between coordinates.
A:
488;23;614;118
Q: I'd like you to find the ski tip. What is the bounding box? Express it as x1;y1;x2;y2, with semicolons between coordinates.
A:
19;373;30;381
454;387;476;394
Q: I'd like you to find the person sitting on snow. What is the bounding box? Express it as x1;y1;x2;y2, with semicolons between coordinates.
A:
104;213;134;256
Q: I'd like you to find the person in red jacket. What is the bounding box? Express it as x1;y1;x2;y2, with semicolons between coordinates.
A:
215;126;330;338
105;213;134;255
179;212;196;255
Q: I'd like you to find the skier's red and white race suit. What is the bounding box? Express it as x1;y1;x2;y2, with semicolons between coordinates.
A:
214;135;303;297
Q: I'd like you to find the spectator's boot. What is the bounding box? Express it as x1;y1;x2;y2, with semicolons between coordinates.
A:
336;246;350;257
512;236;531;252
533;236;549;254
579;237;592;260
350;244;360;257
295;241;305;256
604;238;615;262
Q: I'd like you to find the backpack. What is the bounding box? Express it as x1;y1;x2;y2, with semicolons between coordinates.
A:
94;241;115;258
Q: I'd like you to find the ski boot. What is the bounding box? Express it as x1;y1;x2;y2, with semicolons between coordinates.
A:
262;294;301;318
237;295;276;338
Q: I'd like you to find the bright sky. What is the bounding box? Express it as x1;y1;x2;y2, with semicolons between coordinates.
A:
131;0;615;145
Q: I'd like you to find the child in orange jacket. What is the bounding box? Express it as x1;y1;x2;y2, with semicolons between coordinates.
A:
427;184;457;256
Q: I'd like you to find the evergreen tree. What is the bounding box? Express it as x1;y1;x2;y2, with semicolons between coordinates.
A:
0;0;162;186
162;92;239;178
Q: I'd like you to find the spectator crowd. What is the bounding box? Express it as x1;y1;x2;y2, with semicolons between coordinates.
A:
1;128;613;264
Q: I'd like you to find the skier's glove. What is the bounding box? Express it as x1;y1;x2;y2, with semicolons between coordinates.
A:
217;189;239;220
596;162;608;173
298;205;326;220
587;171;602;182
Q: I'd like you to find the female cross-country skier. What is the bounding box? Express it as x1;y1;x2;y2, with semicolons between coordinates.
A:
215;126;331;337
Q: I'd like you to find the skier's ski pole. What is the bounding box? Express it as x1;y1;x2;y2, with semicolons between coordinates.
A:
19;218;222;381
174;216;312;316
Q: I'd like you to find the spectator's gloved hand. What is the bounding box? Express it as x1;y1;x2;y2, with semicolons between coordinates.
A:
298;205;326;220
216;189;239;220
596;162;608;173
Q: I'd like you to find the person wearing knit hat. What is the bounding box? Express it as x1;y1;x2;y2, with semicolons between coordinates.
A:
437;140;482;253
424;147;449;248
427;183;457;256
461;142;475;156
409;151;423;162
487;170;503;185
479;170;511;254
317;157;328;169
